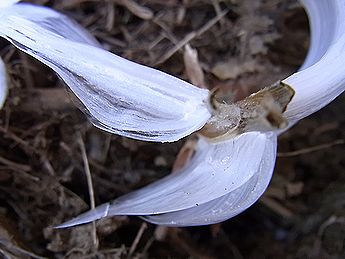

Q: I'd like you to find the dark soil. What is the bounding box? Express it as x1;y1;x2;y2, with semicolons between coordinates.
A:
0;0;344;258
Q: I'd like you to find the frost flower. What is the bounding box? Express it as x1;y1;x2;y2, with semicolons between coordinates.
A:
0;0;344;227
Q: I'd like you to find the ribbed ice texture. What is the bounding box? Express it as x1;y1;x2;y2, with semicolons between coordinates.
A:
56;0;345;227
0;0;344;228
3;3;101;47
0;2;100;110
0;7;211;142
0;1;20;109
283;0;345;122
299;0;345;70
143;132;277;226
0;59;7;109
0;0;19;9
57;132;273;228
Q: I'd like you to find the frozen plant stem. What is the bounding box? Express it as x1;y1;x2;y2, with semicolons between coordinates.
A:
0;0;344;227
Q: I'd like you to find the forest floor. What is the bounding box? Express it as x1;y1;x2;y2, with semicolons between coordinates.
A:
0;0;344;258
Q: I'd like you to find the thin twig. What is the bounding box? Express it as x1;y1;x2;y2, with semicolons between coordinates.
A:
19;52;35;89
83;246;127;259
278;139;344;157
128;222;147;258
113;0;154;20
0;155;31;172
311;216;345;257
260;196;294;219
0;126;33;151
77;133;98;250
0;240;48;259
154;10;228;65
211;0;226;27
140;236;155;258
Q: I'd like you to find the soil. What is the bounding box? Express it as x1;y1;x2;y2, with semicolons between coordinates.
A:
0;0;344;258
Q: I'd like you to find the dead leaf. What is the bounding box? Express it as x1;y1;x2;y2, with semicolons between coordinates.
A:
172;138;198;172
183;44;206;88
211;59;264;80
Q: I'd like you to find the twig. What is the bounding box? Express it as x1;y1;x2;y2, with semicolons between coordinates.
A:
42;158;55;176
113;0;153;20
105;1;115;31
0;155;31;172
77;133;98;250
19;52;35;89
311;216;345;257
83;246;127;258
278;139;344;157
0;126;32;151
153;14;179;46
154;10;228;65
0;240;48;259
148;33;165;50
140;236;155;258
128;222;147;258
211;0;226;27
260;196;294;219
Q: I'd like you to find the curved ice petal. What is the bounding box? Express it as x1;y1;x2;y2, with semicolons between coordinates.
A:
0;3;99;110
56;132;268;228
0;2;20;110
0;58;8;109
4;3;100;47
300;0;345;70
0;0;19;9
0;14;211;142
143;132;276;226
283;0;345;123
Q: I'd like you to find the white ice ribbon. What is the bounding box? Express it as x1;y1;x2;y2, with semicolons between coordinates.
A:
0;58;7;109
0;0;19;9
0;4;211;142
0;0;343;227
0;0;20;109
